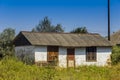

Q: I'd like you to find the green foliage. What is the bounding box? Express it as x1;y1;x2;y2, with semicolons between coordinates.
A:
70;27;88;33
32;17;64;32
0;57;57;80
0;28;15;58
19;54;35;65
0;28;15;41
0;57;120;80
53;24;64;32
111;46;120;65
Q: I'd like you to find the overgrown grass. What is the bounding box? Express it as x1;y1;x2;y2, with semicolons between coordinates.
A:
0;57;120;80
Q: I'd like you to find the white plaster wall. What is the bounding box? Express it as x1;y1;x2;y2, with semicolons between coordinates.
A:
34;46;47;62
75;47;112;66
15;46;112;67
96;47;111;66
15;46;35;60
75;48;86;67
58;47;67;68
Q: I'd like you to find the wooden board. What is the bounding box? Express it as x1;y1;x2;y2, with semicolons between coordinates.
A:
67;48;75;67
47;46;58;66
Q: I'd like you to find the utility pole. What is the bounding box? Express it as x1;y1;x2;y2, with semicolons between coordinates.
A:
108;0;110;41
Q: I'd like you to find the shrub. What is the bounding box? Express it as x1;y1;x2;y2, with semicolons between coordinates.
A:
111;46;120;65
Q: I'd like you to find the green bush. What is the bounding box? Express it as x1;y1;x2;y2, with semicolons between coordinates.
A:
111;46;120;65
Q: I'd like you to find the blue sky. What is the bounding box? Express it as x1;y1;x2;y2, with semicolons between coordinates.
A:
0;0;120;36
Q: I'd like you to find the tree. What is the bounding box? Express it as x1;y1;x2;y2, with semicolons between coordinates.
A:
32;17;64;32
0;28;15;58
52;24;64;32
0;28;15;41
70;27;88;33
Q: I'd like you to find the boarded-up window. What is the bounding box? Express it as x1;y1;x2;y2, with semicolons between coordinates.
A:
86;47;96;61
47;46;58;65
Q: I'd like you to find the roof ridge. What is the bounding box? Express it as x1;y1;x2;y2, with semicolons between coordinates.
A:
20;31;99;35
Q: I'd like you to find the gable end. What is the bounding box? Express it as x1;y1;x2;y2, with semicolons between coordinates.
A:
13;32;31;46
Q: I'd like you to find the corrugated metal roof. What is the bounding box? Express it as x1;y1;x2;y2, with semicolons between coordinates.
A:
14;31;112;47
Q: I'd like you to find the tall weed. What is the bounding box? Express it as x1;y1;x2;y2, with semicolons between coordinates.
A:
0;57;120;80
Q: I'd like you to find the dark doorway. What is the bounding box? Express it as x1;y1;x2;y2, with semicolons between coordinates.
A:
67;48;75;67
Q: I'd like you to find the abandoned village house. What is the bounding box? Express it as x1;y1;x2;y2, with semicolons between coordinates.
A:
13;31;112;68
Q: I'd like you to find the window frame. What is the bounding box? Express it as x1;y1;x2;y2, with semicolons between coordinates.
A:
86;47;97;62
